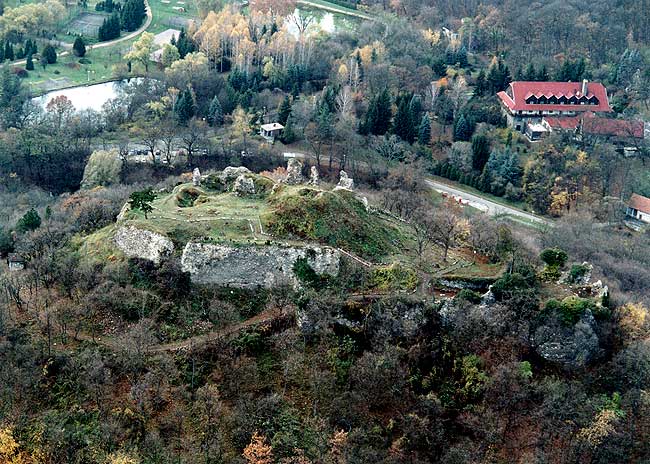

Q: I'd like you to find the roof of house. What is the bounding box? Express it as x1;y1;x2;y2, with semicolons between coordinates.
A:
7;253;23;263
629;193;650;214
260;123;284;131
581;113;644;139
543;113;644;139
498;81;612;113
543;115;581;130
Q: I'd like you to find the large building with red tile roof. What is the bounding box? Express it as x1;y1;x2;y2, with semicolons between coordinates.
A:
497;80;612;134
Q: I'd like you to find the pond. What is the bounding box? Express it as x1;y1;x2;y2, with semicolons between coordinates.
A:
34;79;134;112
285;7;357;38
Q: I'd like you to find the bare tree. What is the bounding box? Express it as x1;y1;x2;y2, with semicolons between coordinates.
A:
430;200;470;262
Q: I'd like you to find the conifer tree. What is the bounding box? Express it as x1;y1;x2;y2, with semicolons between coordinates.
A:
277;95;292;126
471;134;490;171
4;42;13;62
42;44;57;64
454;114;471;141
363;88;391;136
121;0;146;32
474;69;487;96
393;93;416;143
418;113;431;145
174;87;196;124
207;96;223;126
25;53;34;71
73;36;86;57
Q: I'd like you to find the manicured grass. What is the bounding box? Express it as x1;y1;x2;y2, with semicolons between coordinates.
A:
23;40;135;94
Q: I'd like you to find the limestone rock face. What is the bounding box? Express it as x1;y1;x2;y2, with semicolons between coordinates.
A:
531;311;600;369
192;167;201;186
181;242;340;288
219;166;251;183
285;159;304;185
309;166;319;185
114;226;174;264
233;174;256;196
116;202;131;222
334;170;354;191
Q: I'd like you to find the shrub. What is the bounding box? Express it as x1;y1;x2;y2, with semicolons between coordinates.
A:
540;248;568;268
455;289;482;304
42;44;57;64
546;296;595;325
11;67;28;78
369;263;418;291
567;263;590;283
293;257;323;288
78;58;92;65
540;264;561;282
491;272;531;301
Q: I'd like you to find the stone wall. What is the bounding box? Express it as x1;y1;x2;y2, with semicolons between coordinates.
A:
114;226;174;264
181;242;340;288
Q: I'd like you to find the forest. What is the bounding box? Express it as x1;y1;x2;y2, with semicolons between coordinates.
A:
1;0;650;462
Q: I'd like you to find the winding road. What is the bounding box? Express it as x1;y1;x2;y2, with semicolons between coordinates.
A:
426;178;552;227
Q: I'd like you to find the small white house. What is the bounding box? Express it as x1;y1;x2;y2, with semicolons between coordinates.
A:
260;122;284;142
7;253;25;271
626;193;650;224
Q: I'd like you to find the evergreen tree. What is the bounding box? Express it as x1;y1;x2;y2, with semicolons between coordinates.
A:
487;58;511;93
417;113;431;145
4;41;13;62
453;114;471;141
471;134;490;171
393;92;416;143
475;69;487;96
207;96;223;126
42;44;57;64
355;50;364;82
176;28;196;58
174;87;196;124
0;42;5;63
277;95;292;126
524;63;536;81
537;64;549;81
98;13;120;41
25;53;33;71
73;36;86;57
432;56;447;76
363;88;391;136
281;115;297;144
121;0;146;32
16;208;41;233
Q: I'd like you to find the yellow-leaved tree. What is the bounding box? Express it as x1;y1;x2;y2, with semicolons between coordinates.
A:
243;432;273;464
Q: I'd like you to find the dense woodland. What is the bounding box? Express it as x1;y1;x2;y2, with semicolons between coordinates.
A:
2;0;650;462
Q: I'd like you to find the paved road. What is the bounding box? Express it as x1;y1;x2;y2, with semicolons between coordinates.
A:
426;178;552;227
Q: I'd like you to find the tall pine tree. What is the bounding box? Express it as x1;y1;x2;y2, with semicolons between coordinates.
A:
277;95;292;126
174;87;196;124
418;113;431;145
207;96;223;126
362;88;391;136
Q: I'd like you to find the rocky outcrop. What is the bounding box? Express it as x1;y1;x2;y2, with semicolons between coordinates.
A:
233;174;255;196
309;166;319;185
334;170;354;191
219;166;251;182
180;242;340;288
192;167;201;186
284;159;304;185
531;311;600;369
114;226;174;264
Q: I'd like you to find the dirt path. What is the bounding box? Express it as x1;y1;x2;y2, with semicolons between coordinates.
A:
73;307;285;353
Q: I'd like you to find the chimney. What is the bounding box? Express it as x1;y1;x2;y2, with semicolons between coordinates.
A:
581;79;588;96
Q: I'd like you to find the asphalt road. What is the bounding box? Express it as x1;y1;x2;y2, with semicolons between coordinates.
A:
426;178;552;226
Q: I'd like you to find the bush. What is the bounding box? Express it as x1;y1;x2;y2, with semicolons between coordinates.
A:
455;289;482;304
42;44;57;64
540;248;568;268
369;263;418;291
540;264;561;282
491;272;531;301
568;263;590;283
546;296;595;326
293;257;323;288
79;58;92;65
11;67;28;78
